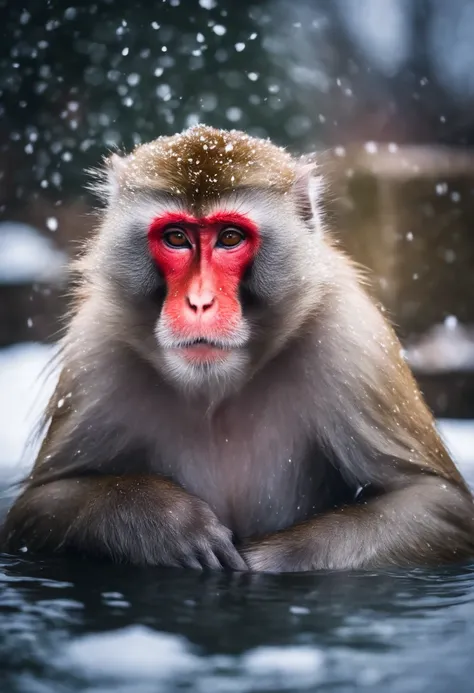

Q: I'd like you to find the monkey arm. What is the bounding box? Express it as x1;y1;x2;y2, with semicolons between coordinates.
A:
1;475;246;570
241;476;474;572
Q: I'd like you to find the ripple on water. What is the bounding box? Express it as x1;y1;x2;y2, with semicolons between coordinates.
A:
1;560;474;692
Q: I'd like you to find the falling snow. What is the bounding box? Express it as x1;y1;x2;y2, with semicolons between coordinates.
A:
0;6;474;687
364;141;378;154
212;25;226;36
46;217;58;232
226;107;242;122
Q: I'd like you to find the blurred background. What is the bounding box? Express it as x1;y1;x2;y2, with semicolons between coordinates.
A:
1;0;474;479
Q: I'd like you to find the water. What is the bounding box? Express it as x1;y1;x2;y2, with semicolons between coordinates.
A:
1;345;474;691
1;556;474;692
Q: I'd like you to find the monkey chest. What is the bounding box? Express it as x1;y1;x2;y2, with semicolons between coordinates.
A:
154;418;327;539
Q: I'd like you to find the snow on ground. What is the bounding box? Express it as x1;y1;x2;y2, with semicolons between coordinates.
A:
0;343;473;484
437;419;474;470
0;221;66;284
0;342;58;483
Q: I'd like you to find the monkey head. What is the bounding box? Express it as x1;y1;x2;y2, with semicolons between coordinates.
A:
88;125;327;396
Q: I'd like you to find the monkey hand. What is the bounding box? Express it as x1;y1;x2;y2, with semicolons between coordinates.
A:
240;527;315;573
151;487;248;571
1;476;247;572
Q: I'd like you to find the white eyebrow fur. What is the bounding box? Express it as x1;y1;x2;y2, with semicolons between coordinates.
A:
106;187;287;241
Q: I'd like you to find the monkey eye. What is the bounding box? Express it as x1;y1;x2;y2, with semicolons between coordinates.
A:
163;228;191;248
217;227;245;248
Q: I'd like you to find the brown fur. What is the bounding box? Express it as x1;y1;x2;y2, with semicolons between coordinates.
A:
1;125;474;572
111;124;296;210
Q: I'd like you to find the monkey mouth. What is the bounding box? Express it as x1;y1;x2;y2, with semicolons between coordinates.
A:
186;338;218;347
171;337;237;363
174;337;236;350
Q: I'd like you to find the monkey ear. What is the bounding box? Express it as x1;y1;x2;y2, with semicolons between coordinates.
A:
87;152;127;204
292;161;324;233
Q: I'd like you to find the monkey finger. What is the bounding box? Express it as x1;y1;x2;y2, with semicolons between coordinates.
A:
207;522;247;570
213;542;247;571
196;545;224;570
178;553;203;571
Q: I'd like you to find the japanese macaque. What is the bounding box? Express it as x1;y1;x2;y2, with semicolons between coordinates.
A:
2;125;474;572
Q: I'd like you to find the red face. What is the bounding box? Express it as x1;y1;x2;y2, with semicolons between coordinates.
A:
148;211;260;364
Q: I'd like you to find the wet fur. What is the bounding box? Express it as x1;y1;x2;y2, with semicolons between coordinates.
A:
2;125;474;571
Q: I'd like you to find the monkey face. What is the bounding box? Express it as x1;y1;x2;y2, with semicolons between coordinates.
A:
148;208;259;391
91;125;325;396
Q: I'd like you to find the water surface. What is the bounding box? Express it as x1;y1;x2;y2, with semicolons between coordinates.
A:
1;554;474;692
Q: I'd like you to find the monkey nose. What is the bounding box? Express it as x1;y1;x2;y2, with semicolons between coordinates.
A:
186;290;216;315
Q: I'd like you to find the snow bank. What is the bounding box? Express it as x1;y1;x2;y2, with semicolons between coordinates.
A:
0;342;58;480
0;221;66;285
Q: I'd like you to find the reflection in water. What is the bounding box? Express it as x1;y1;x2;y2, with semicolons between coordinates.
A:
1;555;474;692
